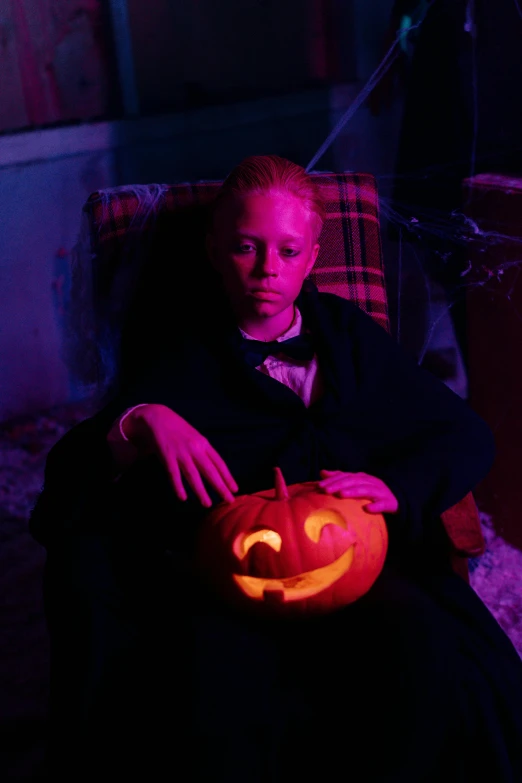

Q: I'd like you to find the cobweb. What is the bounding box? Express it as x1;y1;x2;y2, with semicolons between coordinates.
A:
378;194;522;366
307;0;522;399
304;0;522;575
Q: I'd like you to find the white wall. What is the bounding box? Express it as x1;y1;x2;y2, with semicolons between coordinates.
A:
0;133;115;421
0;87;345;423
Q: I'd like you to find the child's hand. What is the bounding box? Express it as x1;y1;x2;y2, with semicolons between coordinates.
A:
123;404;238;508
318;470;399;514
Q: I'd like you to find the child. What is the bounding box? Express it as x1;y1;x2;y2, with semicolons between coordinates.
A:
33;155;522;781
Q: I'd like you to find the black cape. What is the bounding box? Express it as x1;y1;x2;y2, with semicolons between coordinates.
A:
32;278;494;551
31;280;522;781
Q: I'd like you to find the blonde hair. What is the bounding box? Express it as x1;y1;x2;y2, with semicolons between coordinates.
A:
211;154;325;243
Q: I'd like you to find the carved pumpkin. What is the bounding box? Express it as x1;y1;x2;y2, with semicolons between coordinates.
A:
197;467;388;616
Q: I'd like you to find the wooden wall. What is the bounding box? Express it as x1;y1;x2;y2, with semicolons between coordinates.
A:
0;0;111;133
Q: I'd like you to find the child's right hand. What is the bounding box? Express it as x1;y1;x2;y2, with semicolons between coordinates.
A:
123;403;238;508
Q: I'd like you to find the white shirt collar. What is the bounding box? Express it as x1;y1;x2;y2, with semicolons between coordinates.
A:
239;306;303;342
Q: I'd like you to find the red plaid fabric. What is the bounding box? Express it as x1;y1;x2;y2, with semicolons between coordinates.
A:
85;173;389;332
81;173;483;564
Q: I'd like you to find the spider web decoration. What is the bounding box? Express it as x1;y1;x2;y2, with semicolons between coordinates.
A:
307;0;522;403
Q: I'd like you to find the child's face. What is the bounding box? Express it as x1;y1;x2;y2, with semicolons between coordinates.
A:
207;190;320;331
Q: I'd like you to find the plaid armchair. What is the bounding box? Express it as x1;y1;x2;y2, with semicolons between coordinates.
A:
65;172;485;580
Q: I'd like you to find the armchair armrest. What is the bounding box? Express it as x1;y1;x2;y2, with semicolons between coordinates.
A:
441;492;486;558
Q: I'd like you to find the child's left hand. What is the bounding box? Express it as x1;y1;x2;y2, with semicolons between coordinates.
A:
318;470;399;514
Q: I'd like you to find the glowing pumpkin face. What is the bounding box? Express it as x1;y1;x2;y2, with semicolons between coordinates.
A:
197;468;388;616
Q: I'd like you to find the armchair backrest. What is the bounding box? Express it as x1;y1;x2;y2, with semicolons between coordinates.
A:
64;173;388;406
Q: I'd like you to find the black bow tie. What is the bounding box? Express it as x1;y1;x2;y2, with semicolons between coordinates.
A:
239;333;315;367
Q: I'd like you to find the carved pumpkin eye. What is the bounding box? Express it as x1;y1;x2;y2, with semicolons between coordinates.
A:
304;509;347;543
234;529;283;560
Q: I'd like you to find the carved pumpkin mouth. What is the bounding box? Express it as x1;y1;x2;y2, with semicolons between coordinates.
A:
233;545;355;603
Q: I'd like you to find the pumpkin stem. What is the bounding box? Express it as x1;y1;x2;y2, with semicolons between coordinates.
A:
274;467;290;500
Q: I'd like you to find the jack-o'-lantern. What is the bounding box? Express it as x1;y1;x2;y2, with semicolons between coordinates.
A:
197;467;388;616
